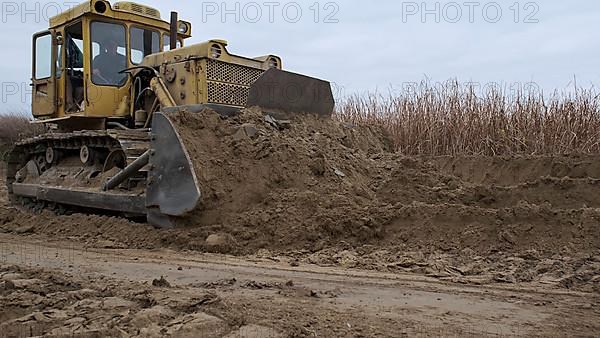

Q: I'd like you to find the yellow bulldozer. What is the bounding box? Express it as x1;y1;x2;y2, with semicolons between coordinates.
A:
6;0;334;227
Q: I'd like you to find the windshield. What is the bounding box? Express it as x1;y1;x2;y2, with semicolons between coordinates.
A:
91;21;127;86
131;27;160;64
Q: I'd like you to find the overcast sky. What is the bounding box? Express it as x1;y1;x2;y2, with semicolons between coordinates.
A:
1;0;599;113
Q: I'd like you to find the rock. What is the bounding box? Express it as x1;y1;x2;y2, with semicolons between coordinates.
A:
96;240;124;249
234;124;259;141
499;230;516;245
14;312;46;323
41;309;69;321
336;250;358;268
101;297;137;309
518;249;540;260
152;276;171;288
0;280;15;290
205;233;235;253
0;273;24;281
9;278;43;289
166;312;228;337
264;115;291;130
278;120;291;129
233;128;248;141
206;234;230;246
264;115;280;129
67;288;99;300
242;124;258;138
309;158;326;176
131;305;175;328
333;168;346;178
494;273;516;284
264;115;278;128
14;225;34;234
225;324;284;338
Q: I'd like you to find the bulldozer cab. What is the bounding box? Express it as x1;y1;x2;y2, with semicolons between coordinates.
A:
31;1;188;123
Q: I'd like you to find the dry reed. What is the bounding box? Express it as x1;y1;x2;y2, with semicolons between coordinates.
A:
334;80;600;156
0;113;43;158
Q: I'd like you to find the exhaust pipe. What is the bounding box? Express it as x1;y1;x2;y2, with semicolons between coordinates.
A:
170;11;178;50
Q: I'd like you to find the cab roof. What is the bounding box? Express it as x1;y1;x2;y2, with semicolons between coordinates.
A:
49;0;171;32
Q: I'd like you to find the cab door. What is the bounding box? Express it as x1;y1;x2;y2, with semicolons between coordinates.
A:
32;31;57;117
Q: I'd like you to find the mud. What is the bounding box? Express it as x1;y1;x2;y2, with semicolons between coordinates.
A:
0;235;598;338
0;108;599;294
0;262;293;338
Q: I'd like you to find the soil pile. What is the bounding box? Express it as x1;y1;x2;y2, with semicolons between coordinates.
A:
0;108;599;291
169;108;600;255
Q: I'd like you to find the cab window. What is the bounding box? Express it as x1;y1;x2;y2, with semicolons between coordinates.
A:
34;34;52;79
163;34;182;51
130;27;159;64
90;21;127;86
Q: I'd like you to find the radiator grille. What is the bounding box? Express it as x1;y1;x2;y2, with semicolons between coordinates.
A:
206;60;263;86
207;82;251;107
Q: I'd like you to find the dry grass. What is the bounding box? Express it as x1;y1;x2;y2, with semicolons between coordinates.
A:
335;80;600;156
0;113;43;159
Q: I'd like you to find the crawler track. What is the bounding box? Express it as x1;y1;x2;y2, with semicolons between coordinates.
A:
5;129;151;216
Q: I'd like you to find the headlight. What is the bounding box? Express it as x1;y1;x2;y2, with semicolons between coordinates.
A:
210;44;222;59
178;22;189;34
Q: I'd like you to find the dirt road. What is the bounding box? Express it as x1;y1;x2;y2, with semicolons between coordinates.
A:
0;233;598;337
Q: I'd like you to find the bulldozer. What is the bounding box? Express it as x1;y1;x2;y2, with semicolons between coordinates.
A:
6;0;334;227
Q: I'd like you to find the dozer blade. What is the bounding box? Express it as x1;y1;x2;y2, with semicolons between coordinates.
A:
247;68;335;119
145;112;202;228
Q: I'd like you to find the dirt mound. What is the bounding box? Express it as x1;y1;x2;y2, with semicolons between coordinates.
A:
1;108;599;290
168;108;395;250
165;108;599;254
171;107;391;221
